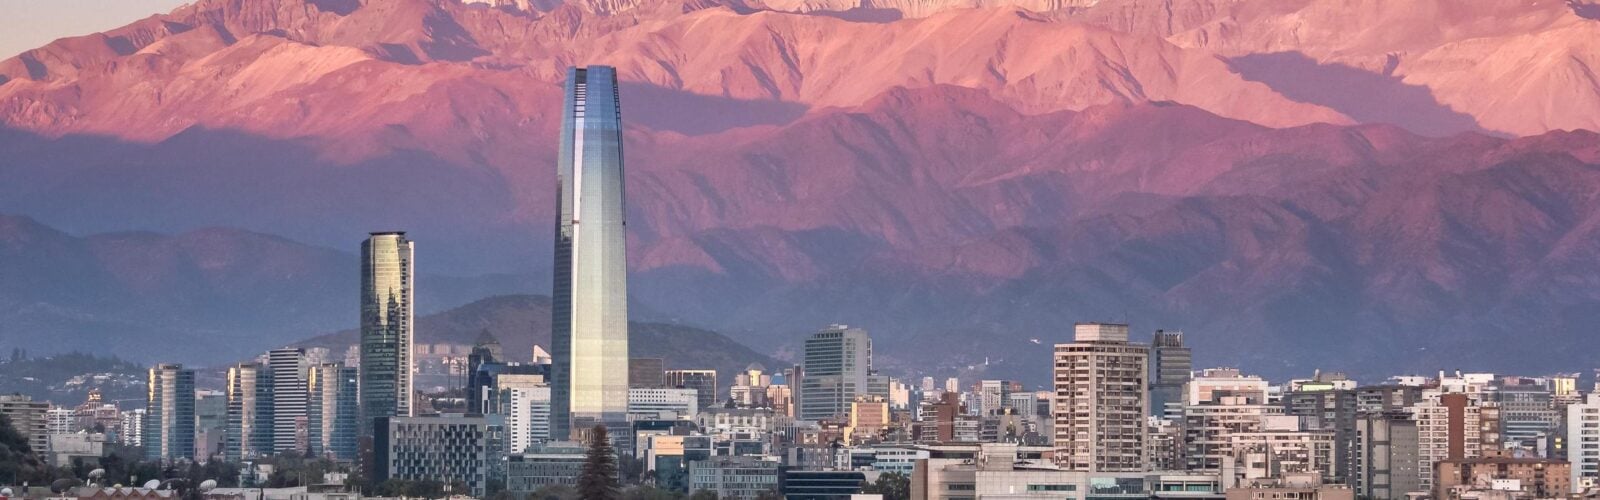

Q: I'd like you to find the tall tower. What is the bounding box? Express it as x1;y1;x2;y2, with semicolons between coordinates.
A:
1053;322;1147;472
308;363;360;461
551;66;630;440
1149;330;1191;418
269;348;309;453
361;232;415;435
145;363;196;462
225;363;273;461
798;325;888;422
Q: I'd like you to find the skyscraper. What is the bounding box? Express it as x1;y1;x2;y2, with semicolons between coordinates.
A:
665;369;718;411
269;348;309;453
225;363;273;461
145;363;196;462
798;325;889;422
1149;330;1191;418
361;232;415;435
551;65;630;441
1053;322;1147;472
308;363;359;461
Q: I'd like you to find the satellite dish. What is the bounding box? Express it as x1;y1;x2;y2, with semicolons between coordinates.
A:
143;480;162;490
199;480;217;492
89;469;106;479
1;487;13;496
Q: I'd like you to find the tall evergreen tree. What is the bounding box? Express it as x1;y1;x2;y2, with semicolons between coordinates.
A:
578;425;620;500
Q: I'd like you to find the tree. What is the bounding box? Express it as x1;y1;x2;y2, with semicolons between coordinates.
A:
753;490;783;500
578;425;620;500
686;490;718;500
623;485;684;500
862;472;910;500
530;484;578;500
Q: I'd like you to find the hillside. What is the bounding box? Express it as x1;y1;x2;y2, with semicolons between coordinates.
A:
295;294;783;380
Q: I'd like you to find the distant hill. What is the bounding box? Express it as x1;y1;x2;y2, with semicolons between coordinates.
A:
0;352;146;406
296;294;782;383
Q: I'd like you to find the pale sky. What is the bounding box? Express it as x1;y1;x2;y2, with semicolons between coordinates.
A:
1;0;192;59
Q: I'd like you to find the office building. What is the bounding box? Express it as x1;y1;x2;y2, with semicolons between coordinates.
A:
500;375;551;453
628;388;700;420
798;325;888;422
1053;322;1148;472
1149;330;1191;419
688;456;780;499
640;434;712;492
1282;388;1358;483
0;395;48;456
466;331;505;414
1495;379;1558;452
144;363;196;461
550;66;632;442
507;443;588;494
665;369;719;411
225;363;274;461
268;348;309;453
360;231;415;435
307;363;359;461
374;415;496;498
630;358;666;389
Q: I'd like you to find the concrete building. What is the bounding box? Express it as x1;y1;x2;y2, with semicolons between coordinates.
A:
1053;322;1148;472
550;65;632;441
1184;396;1280;472
268;348;309;454
640;434;712;492
628;387;700;420
500;374;551;453
1414;393;1488;490
373;414;497;498
666;369;720;412
912;443;1220;500
1189;368;1269;406
1435;456;1570;500
0;395;49;456
1225;474;1353;500
144;363;196;461
1353;411;1421;500
360;231;415;436
848;396;891;444
1567;393;1600;492
688;456;780;499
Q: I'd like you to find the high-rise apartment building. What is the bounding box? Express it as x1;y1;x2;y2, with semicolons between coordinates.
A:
0;395;48;456
1567;393;1600;492
1053;322;1148;472
361;231;415;435
145;363;196;461
551;65;631;441
225;363;273;461
1149;330;1191;419
798;325;888;422
665;370;719;410
1354;411;1421;500
269;348;309;453
1412;393;1486;491
307;363;359;461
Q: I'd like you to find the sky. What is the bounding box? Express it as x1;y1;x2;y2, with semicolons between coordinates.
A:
1;0;191;59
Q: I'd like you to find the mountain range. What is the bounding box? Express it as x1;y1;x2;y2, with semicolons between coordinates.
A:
3;0;1600;382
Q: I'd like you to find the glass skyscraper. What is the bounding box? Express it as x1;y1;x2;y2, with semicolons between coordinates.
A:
551;66;630;441
145;363;196;461
361;232;415;436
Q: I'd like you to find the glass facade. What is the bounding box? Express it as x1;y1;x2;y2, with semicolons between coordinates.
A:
551;66;630;441
361;232;414;436
145;364;196;461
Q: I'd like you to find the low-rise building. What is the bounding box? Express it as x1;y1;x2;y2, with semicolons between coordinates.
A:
1434;456;1570;500
373;414;497;498
1224;474;1353;500
688;456;781;499
506;442;587;494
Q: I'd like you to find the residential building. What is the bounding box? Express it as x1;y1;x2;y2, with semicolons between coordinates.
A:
550;65;632;441
360;231;415;436
1414;393;1487;491
0;395;48;456
1054;322;1148;472
1566;393;1600;492
1353;411;1421;500
1435;456;1569;500
1225;474;1353;500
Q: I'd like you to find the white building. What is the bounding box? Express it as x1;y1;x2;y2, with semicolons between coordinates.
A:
628;388;699;420
1567;393;1600;492
501;375;551;454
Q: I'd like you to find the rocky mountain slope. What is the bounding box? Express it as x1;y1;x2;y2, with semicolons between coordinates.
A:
4;0;1600;381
